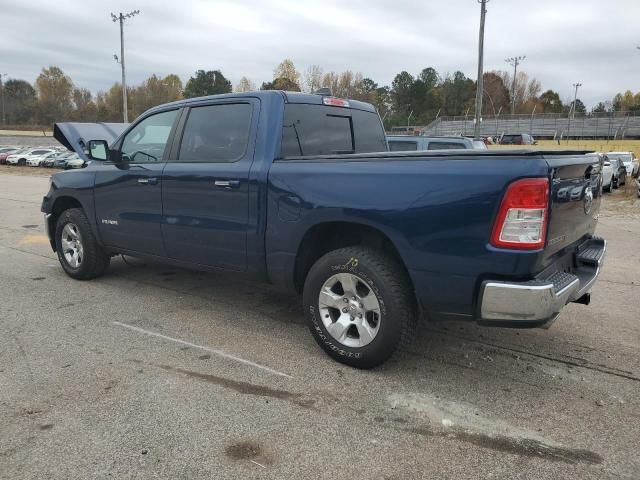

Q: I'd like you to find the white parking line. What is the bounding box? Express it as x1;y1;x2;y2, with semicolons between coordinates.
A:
112;321;293;379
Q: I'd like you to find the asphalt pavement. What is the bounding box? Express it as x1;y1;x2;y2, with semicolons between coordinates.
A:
1;169;639;479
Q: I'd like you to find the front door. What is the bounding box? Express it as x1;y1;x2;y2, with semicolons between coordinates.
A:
94;109;179;256
161;101;257;270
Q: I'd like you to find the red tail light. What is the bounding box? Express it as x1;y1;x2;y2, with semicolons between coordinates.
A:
490;178;549;250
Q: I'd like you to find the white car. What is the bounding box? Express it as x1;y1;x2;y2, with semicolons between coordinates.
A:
25;149;58;167
602;156;614;192
65;155;86;169
607;152;638;178
7;148;56;166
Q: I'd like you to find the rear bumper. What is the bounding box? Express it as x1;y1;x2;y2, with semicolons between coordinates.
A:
479;237;606;326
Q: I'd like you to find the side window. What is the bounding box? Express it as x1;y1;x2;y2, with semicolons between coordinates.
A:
388;141;418;151
121;109;178;163
281;104;354;157
178;103;252;163
427;141;465;150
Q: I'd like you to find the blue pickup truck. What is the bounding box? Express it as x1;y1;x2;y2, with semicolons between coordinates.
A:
43;90;606;368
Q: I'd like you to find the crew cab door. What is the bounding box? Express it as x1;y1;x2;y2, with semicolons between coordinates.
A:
94;109;179;256
161;100;258;270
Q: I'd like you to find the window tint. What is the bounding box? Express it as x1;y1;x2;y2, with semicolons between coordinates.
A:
179;103;252;162
31;150;51;155
121;110;178;163
427;141;466;150
388;141;418;151
351;109;387;153
281;105;354;157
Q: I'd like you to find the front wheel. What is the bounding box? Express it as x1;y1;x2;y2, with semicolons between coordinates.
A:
55;208;110;280
303;246;416;369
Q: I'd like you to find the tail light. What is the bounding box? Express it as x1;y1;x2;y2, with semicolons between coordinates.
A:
490;178;549;250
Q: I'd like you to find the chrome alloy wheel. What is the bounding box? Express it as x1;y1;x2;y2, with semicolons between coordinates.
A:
61;223;84;268
318;273;382;348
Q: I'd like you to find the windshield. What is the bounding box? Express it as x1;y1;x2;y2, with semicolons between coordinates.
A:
472;140;487;150
608;154;631;162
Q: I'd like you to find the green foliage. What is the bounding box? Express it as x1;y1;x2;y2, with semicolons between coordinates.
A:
3;79;37;124
540;89;563;113
35;66;74;124
183;69;232;98
261;77;301;91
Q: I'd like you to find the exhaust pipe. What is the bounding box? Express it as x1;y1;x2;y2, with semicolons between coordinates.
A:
573;293;591;305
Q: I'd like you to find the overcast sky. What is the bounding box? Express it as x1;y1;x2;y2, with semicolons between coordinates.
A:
2;0;639;108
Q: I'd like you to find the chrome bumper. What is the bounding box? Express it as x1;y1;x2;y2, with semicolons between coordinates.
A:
480;237;606;324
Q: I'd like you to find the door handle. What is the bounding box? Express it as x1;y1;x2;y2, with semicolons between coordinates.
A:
137;177;158;185
214;179;241;188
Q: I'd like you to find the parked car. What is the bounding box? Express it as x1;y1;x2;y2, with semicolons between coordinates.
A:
41;152;62;167
607;152;638;178
610;157;627;189
601;154;614;192
65;155;85;169
636;178;640;198
52;152;78;169
43;90;606;368
26;149;57;167
386;135;484;151
500;133;537;145
0;147;20;164
7;148;55;166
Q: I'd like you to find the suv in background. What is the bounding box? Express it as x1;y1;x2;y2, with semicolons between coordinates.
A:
607;152;638;178
500;133;537;145
386;135;482;151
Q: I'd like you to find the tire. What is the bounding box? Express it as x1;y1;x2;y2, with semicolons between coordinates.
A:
604;183;611;193
303;246;416;369
55;208;110;280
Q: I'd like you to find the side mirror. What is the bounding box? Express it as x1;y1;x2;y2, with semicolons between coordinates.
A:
86;140;109;161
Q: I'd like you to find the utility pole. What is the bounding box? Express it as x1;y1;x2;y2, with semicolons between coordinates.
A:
111;10;140;123
567;82;582;143
0;73;7;126
571;82;582;119
473;0;489;139
505;55;525;115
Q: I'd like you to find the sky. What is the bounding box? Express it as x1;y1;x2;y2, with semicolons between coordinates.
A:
1;0;639;108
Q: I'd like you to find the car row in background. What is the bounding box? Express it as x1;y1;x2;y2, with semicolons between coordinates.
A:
0;146;83;169
386;135;487;151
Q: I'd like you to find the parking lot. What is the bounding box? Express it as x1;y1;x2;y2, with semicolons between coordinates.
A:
1;169;639;479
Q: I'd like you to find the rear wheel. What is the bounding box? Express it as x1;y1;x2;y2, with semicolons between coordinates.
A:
55;208;110;280
303;246;416;369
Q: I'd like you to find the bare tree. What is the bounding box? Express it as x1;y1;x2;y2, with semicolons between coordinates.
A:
235;76;256;92
303;65;323;93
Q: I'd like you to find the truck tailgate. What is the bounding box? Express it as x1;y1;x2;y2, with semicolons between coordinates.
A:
543;153;602;263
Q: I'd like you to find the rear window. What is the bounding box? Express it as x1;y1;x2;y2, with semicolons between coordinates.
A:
280;104;386;157
427;141;466;150
388;141;418;151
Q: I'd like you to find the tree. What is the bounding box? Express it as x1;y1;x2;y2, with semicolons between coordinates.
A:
391;71;415;114
129;74;183;118
235;77;255;92
71;88;97;121
573;99;586;114
274;59;300;88
261;77;301;91
95;84;124;122
35;66;74;124
184;70;231;98
540;89;563;113
303;65;323;93
3;79;37;124
482;72;510;115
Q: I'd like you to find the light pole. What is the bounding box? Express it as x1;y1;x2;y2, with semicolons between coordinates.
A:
473;0;489;139
111;10;140;123
505;55;525;115
567;82;582;143
0;73;7;126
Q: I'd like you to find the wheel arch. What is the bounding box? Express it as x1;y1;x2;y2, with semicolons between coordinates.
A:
293;221;412;295
47;196;89;251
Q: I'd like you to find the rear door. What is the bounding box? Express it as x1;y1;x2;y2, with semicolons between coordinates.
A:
94;108;180;256
161;100;258;270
